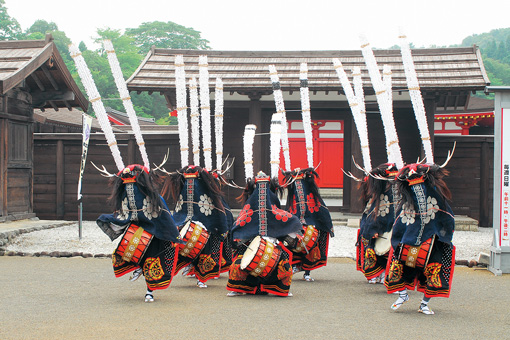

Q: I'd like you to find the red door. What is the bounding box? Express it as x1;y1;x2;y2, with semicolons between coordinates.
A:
280;120;344;188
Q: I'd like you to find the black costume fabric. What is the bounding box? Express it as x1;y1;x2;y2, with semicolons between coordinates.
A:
385;172;456;298
358;183;398;280
172;171;230;282
227;175;302;296
97;183;181;243
384;240;455;298
286;173;333;271
232;180;302;240
220;198;234;272
226;243;293;296
112;236;178;290
97;181;181;291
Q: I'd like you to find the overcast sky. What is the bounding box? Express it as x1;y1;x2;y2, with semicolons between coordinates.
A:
5;0;510;51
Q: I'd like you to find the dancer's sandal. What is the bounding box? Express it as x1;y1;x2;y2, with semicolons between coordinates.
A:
391;293;409;310
144;293;154;303
303;274;315;282
129;268;143;282
196;280;208;288
227;291;244;297
418;303;435;315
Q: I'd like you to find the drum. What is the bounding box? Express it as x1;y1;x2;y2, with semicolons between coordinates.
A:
374;229;393;256
115;224;153;264
179;220;210;259
240;236;282;278
400;237;435;268
294;225;319;253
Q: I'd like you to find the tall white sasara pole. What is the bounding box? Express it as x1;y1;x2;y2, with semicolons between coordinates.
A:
103;40;150;169
69;43;125;172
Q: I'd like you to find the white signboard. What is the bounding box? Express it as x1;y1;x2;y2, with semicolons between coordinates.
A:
499;108;510;247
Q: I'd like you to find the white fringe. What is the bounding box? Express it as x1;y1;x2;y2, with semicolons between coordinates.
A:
175;55;189;168
103;40;149;169
243;124;257;181
69;43;125;172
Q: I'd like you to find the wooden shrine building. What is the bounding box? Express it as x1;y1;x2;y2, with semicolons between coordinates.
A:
126;47;490;214
0;35;88;221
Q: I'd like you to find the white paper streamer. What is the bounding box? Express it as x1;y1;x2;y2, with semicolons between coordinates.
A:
103;40;149;169
332;59;372;172
189;77;201;166
299;63;314;169
69;43;125;172
243;124;257;181
175;55;189;168
270;113;283;179
214;78;224;170
269;65;291;171
359;34;404;169
199;55;213;171
399;29;434;164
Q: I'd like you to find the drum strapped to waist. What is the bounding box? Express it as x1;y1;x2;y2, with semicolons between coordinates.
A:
399;237;435;268
179;220;210;259
294;225;319;254
115;223;153;264
374;229;393;256
240;236;282;278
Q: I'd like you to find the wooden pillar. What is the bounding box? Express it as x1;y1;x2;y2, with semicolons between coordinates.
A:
248;93;262;172
56;139;64;219
480;139;490;227
0;117;5;217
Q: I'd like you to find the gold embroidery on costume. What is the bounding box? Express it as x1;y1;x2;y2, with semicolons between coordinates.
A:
363;248;377;271
112;253;125;266
388;260;403;283
306;246;321;262
231;262;248;281
143;257;164;280
198;254;216;274
424;262;442;288
277;259;292;286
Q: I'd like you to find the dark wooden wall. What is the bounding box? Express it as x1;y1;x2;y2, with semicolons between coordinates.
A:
434;135;494;227
0;88;35;221
33;132;494;226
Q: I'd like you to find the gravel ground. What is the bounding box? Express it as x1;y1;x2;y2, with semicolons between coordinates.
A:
5;221;493;261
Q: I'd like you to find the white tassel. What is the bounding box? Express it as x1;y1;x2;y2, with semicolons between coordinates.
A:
269;65;291;172
199;55;213;171
175;55;189;168
69;43;125;172
214;78;224;170
189;77;201;166
398;28;434;164
359;34;404;169
103;40;149;169
299;63;314;169
243;124;257;181
270;113;283;179
332;59;372;172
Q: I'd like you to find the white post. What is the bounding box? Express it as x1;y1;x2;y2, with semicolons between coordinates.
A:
487;86;510;275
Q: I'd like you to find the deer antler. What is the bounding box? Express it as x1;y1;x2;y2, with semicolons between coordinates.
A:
152;149;169;172
91;161;117;177
341;168;364;182
352;156;369;175
439;141;456;168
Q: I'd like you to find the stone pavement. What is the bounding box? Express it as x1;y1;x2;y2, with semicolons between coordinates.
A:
1;256;509;340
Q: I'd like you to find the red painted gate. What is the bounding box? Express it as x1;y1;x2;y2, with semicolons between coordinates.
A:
280;120;344;188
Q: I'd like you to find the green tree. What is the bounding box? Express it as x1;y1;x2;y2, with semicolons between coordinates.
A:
0;0;23;40
125;21;210;55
